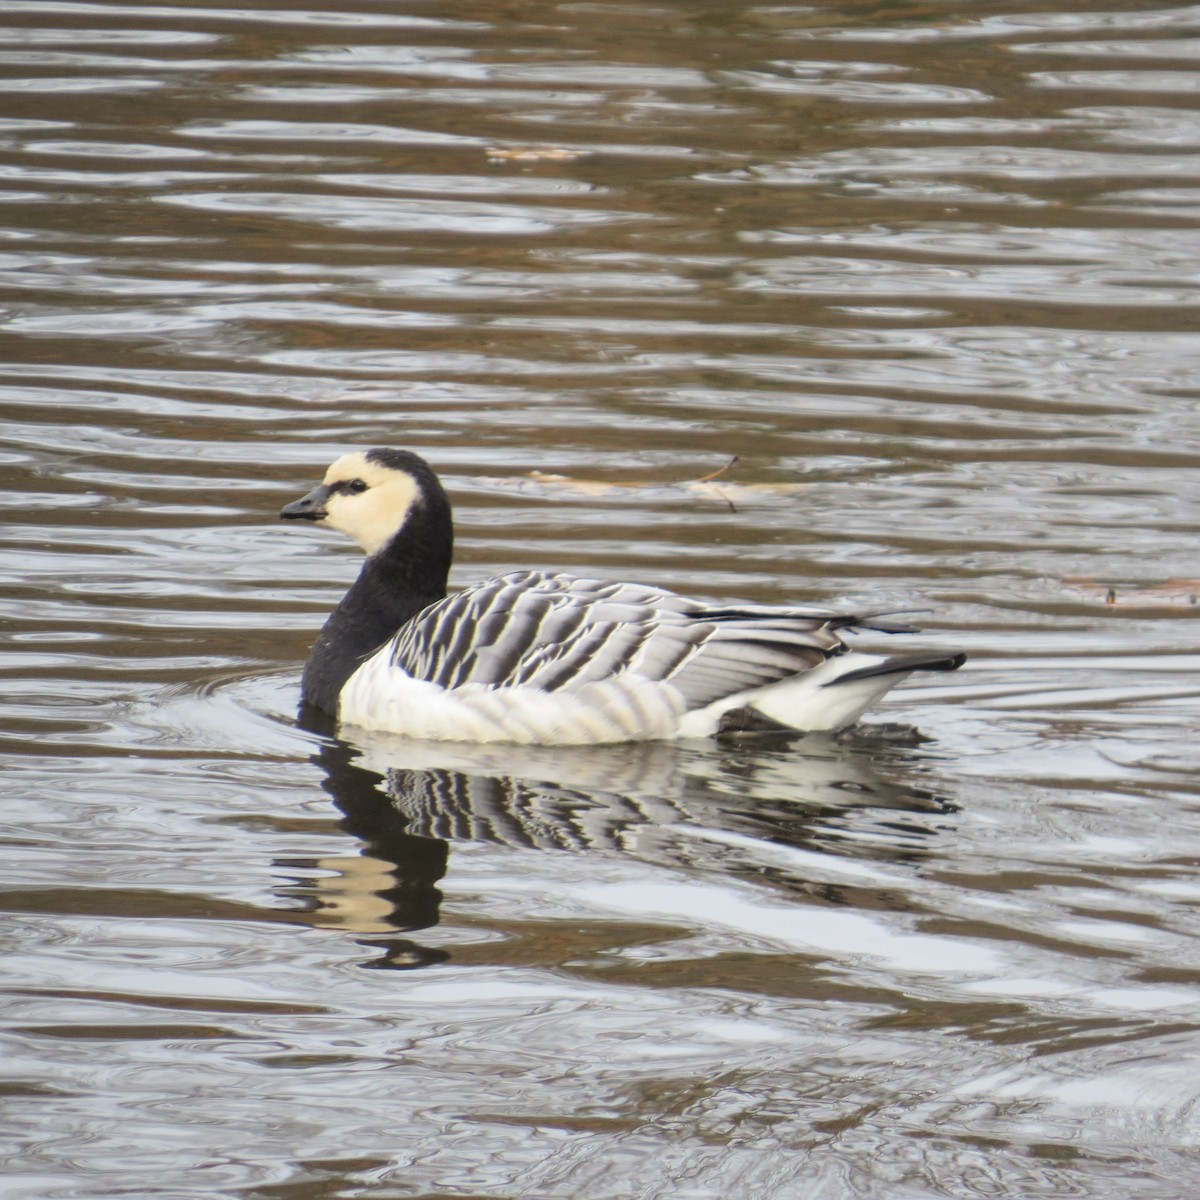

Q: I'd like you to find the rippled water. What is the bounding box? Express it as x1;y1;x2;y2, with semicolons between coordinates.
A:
2;1;1199;1197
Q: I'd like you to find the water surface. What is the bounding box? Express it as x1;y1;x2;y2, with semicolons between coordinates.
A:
1;1;1199;1197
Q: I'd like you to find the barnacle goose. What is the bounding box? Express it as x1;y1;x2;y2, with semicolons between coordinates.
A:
281;448;965;745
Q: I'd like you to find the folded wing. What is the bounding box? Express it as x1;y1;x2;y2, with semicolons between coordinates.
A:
384;571;853;709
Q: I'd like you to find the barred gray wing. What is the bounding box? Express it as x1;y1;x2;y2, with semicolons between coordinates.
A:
386;571;849;707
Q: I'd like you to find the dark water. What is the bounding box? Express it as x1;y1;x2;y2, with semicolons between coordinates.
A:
2;1;1199;1196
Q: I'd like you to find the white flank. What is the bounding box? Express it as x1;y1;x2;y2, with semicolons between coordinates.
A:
340;648;687;745
341;644;917;746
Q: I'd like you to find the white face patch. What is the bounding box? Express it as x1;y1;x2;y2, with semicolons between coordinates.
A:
319;450;421;556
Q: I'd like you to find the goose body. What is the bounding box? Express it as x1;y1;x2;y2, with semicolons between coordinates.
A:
282;449;964;745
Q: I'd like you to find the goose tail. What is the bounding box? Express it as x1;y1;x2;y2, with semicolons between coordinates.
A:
727;649;966;734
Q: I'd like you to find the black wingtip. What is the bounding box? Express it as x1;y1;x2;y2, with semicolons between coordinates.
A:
822;650;967;687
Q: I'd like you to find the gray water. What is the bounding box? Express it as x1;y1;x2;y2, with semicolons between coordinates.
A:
1;1;1199;1197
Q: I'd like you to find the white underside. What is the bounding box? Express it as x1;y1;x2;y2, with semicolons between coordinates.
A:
338;648;914;746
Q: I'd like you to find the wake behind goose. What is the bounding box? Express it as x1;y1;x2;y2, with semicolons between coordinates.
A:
281;448;964;745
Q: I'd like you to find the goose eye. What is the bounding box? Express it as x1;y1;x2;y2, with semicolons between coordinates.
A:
336;479;367;495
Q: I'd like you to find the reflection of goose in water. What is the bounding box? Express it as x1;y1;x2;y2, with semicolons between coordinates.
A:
276;736;451;970
280;449;964;745
285;725;957;966
357;730;954;873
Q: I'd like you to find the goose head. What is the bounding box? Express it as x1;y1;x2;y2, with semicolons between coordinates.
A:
280;448;447;557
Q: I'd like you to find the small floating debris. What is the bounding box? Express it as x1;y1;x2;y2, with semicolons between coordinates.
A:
1062;577;1200;608
479;457;809;510
486;145;590;163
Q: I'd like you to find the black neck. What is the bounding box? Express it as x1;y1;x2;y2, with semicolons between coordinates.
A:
300;494;452;715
